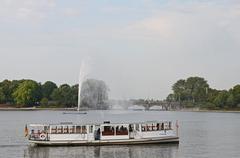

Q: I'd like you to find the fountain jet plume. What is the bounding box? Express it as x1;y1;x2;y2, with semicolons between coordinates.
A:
63;58;90;115
77;59;89;111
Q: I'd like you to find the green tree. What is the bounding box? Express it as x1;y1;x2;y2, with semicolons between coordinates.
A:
40;97;49;107
207;88;220;103
70;84;78;106
7;80;26;104
51;84;73;107
226;93;235;108
0;79;27;104
0;87;6;103
172;79;186;101
232;85;240;106
213;91;229;108
185;77;209;103
13;80;42;106
172;77;209;104
0;80;11;103
166;93;175;102
41;81;57;100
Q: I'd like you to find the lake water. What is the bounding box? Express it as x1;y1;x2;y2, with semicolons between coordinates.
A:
0;110;240;158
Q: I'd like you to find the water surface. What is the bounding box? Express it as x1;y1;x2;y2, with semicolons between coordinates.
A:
0;110;239;158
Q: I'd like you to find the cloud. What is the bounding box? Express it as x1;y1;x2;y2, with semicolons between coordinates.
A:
63;8;81;17
117;1;240;43
126;16;173;38
0;0;56;21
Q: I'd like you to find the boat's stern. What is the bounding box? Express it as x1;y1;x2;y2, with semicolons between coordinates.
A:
26;124;50;145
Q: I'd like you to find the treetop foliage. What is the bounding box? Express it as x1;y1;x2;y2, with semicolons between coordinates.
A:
167;76;240;109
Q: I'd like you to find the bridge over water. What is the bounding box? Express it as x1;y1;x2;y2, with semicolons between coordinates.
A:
136;101;181;110
108;100;181;110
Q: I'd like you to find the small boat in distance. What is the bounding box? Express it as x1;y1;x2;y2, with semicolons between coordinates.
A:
26;121;179;146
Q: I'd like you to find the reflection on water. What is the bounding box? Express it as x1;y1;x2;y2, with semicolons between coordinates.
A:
24;144;179;158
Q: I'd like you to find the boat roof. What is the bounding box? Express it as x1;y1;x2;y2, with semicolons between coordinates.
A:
29;120;173;127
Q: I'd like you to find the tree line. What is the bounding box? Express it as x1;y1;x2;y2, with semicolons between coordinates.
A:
166;76;240;110
0;79;108;109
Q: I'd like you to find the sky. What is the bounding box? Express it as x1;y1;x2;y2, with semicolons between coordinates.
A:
0;0;240;100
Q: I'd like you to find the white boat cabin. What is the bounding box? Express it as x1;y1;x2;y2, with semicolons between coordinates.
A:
28;121;176;142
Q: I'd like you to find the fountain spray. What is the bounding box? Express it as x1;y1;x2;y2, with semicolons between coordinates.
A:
77;61;87;111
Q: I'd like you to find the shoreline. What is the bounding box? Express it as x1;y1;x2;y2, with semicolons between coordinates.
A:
0;107;240;113
175;109;240;113
0;107;77;111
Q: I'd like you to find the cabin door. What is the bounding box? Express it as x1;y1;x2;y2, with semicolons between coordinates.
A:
94;125;100;140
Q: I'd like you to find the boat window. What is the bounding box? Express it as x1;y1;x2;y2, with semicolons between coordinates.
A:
76;126;81;134
89;125;93;133
44;126;49;131
161;123;164;130
146;124;150;131
169;122;172;130
164;122;169;130
141;124;145;131
63;126;69;133
57;126;63;134
135;124;139;131
51;126;57;134
116;126;119;133
151;124;154;131
102;126;114;136
156;123;160;130
129;124;133;132
69;126;75;134
152;123;157;131
116;125;128;135
146;124;152;131
82;126;87;134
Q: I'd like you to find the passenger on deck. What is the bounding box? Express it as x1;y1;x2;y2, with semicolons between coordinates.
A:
129;125;133;132
120;126;124;131
95;128;100;140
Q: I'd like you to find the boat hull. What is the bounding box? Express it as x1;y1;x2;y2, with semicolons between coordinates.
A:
29;136;179;146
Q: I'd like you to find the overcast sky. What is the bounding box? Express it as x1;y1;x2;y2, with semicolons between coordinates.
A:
0;0;240;99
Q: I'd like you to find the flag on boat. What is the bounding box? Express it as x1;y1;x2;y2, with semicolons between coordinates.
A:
24;124;28;137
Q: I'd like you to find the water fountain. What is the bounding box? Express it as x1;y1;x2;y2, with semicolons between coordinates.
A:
63;60;88;115
77;61;87;111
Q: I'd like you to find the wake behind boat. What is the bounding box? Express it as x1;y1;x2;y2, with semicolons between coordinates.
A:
25;120;179;146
